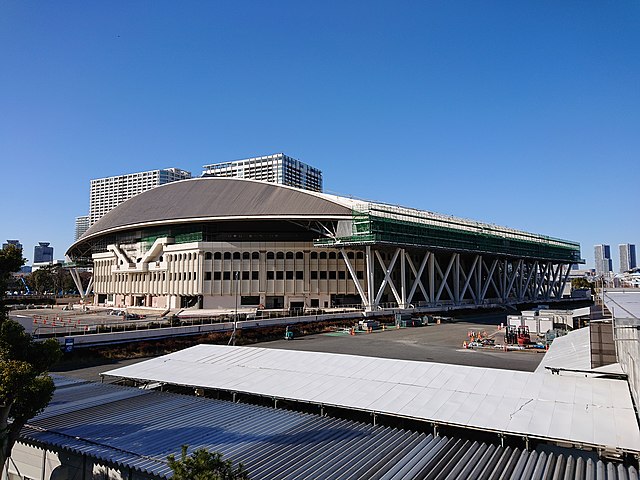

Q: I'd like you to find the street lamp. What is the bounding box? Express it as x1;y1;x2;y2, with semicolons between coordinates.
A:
229;271;240;346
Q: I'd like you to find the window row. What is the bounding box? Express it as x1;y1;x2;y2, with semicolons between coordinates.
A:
200;251;366;260
202;270;364;281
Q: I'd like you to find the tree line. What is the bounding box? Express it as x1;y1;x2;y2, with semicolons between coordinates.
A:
6;263;91;296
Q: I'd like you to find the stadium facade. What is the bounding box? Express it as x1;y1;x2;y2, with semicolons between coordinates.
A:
67;177;582;312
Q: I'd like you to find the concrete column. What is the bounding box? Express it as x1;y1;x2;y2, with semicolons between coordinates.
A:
366;246;374;311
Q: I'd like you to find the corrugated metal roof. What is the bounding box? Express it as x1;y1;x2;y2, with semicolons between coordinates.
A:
20;377;638;480
605;291;640;319
535;327;624;375
535;327;591;373
104;345;640;453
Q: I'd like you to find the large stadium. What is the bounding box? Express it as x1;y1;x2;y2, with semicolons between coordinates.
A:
67;177;582;313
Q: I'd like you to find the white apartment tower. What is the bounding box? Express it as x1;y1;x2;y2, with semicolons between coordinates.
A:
75;215;90;241
202;153;323;192
619;243;637;272
89;168;191;225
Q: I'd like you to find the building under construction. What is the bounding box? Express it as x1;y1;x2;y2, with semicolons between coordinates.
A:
67;176;582;313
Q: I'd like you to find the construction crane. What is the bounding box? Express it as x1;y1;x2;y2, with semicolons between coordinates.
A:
19;277;31;295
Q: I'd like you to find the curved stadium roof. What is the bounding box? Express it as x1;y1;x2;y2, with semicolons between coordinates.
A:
69;176;581;263
72;177;356;249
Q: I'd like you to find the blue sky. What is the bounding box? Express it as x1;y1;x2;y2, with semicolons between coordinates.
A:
1;1;638;268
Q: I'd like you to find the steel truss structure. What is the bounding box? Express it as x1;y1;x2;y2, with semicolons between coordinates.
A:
340;246;573;312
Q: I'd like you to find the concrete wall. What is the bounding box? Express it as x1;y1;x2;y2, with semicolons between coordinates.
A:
589;321;616;368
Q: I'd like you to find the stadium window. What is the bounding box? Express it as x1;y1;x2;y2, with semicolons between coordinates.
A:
356;252;364;259
329;271;336;280
276;252;285;260
205;252;212;260
276;271;284;280
285;252;294;259
223;252;231;260
214;252;222;260
267;252;275;260
242;271;250;280
286;271;294;280
252;252;260;260
329;252;337;259
319;271;327;279
347;252;355;259
223;271;231;280
311;271;318;279
319;252;327;259
310;252;318;259
233;252;241;260
214;272;221;280
295;252;304;260
357;271;364;279
296;271;304;280
267;271;274;280
205;272;211;280
252;271;259;280
338;271;346;280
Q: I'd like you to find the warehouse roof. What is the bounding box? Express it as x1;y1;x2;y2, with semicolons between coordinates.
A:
535;327;624;376
104;345;640;453
604;291;640;320
21;377;638;480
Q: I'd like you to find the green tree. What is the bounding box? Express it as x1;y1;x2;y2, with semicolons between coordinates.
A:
571;277;595;293
168;445;250;480
0;245;61;472
27;265;55;294
0;246;26;306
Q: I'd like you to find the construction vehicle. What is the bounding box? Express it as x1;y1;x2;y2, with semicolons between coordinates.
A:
505;325;531;346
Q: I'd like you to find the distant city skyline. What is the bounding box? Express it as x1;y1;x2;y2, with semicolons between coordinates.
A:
2;2;638;266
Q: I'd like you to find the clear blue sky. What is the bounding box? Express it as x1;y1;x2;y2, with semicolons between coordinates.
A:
1;1;638;268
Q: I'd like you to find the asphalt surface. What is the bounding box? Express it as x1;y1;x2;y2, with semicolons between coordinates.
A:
257;313;544;372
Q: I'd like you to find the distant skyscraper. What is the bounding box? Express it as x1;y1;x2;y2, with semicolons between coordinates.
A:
202;153;323;192
594;244;613;275
89;168;192;225
75;215;90;240
2;240;22;251
33;242;54;264
619;244;637;272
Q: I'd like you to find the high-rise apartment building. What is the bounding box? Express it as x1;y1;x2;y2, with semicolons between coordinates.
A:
89;168;191;225
619;244;637;272
75;215;90;240
33;242;54;263
594;244;613;275
202;153;323;192
2;240;22;251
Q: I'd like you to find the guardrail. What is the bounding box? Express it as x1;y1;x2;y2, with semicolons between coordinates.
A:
49;311;367;349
